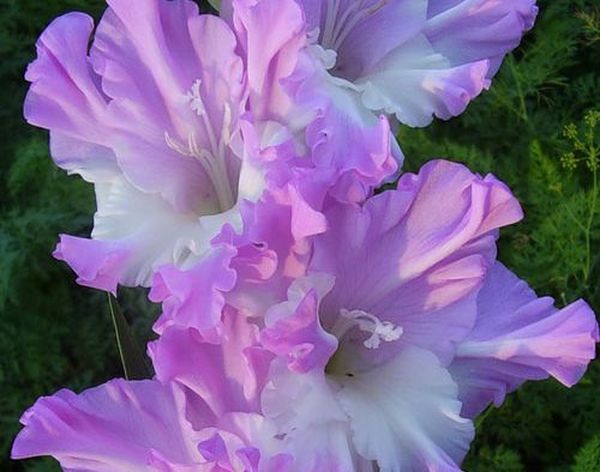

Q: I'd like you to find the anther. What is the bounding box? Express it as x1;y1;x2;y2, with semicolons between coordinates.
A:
338;308;403;350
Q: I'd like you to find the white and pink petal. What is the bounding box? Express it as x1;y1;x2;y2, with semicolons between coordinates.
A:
336;347;474;472
24;13;118;181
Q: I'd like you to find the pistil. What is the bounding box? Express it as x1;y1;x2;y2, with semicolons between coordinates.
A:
330;308;403;350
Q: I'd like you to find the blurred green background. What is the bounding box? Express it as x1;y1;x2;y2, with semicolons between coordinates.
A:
0;0;598;470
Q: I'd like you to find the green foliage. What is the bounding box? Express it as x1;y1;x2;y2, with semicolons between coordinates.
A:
466;446;524;472
0;0;598;471
572;435;600;472
0;136;118;471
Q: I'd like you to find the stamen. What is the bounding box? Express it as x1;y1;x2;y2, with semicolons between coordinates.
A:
163;80;238;214
334;308;403;350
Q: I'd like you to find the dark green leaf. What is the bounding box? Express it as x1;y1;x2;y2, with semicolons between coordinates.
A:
107;294;151;381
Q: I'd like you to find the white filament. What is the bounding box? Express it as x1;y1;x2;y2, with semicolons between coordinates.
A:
165;79;236;213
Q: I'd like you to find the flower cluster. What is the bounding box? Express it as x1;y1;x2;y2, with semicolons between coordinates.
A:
12;1;598;471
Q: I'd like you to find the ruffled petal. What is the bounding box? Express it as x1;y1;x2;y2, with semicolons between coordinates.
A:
304;105;399;204
261;275;338;373
337;347;474;472
24;13;118;181
149;313;272;415
92;0;245;213
450;262;599;417
11;380;204;471
358;36;490;127
149;245;237;337
312;159;523;362
220;193;314;320
53;235;129;295
425;0;539;77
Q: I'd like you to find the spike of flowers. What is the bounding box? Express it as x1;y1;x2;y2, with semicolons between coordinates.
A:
12;0;599;471
13;158;597;471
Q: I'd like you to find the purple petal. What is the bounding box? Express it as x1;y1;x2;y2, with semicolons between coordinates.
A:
149;313;272;415
203;413;293;471
261;276;339;373
219;194;314;320
425;0;539;77
150;245;237;337
197;433;230;464
231;0;307;123
311;159;523;362
11;380;204;470
300;0;428;81
24;13;117;180
305;109;398;204
358;37;491;127
53;234;129;294
450;262;599;418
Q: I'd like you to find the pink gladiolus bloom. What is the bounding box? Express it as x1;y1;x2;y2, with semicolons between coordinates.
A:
224;0;538;127
26;0;397;294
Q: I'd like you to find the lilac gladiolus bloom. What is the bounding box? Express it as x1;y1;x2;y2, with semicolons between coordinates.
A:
14;160;595;471
13;0;598;469
224;0;538;127
25;0;397;293
254;160;598;470
151;160;596;470
25;2;259;291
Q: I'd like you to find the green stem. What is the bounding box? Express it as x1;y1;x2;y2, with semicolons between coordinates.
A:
107;293;131;380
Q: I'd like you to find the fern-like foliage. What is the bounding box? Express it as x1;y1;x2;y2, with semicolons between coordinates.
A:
572;435;600;472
